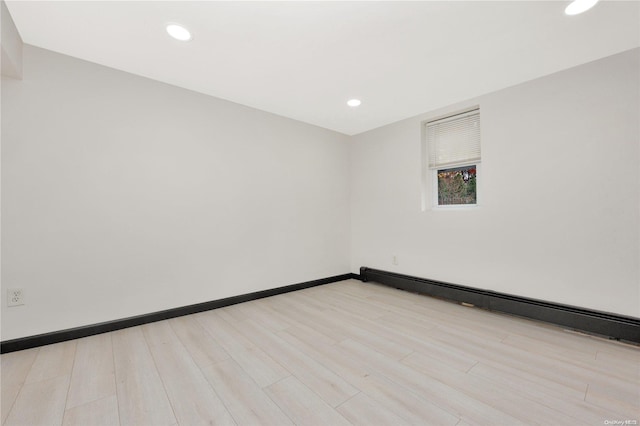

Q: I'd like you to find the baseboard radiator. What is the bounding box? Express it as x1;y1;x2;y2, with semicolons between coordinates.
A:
360;267;640;344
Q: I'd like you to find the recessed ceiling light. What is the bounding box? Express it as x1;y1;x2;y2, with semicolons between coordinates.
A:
166;24;192;41
565;0;599;15
347;99;362;107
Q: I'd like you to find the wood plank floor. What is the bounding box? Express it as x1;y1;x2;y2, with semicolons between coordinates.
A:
2;279;639;425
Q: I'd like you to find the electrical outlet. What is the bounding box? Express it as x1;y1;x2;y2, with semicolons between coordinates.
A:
7;288;24;307
392;255;398;265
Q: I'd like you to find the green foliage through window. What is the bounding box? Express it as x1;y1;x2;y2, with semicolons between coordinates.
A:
437;165;477;205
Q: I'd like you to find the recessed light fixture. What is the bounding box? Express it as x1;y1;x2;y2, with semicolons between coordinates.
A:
565;0;599;15
347;99;362;107
166;23;192;41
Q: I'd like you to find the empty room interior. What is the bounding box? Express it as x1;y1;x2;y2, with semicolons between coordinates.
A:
1;1;639;425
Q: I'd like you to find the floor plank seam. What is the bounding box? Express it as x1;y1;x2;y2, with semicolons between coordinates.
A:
140;329;180;426
333;390;362;410
185;344;241;426
398;351;414;363
109;334;123;426
2;348;40;425
2;377;26;425
465;361;480;374
263;373;291;389
261;390;296;426
60;343;79;424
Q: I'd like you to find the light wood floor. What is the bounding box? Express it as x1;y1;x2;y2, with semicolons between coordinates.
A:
2;279;639;425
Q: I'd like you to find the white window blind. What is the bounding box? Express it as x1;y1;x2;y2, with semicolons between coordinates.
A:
427;109;480;169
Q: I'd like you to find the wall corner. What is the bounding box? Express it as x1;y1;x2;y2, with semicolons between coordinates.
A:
1;0;23;79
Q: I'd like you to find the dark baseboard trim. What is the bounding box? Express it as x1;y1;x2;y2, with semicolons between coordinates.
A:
360;267;640;344
0;273;353;354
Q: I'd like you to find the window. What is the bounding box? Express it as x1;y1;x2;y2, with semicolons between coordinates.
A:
426;109;480;207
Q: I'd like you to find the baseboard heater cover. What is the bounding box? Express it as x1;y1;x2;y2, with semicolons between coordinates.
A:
0;272;359;354
360;267;639;343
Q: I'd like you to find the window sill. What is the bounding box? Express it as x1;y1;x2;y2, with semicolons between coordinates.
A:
429;204;480;211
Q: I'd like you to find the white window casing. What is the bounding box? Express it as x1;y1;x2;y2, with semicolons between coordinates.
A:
424;108;481;209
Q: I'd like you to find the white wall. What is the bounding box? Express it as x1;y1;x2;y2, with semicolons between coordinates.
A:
350;48;640;318
3;45;638;342
1;45;350;340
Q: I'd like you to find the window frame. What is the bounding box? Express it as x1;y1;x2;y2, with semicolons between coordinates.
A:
421;107;481;211
431;163;481;209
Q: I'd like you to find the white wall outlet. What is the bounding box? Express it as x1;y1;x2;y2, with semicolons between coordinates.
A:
392;255;398;265
7;288;24;307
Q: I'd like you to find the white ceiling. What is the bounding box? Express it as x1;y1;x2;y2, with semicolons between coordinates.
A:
5;1;640;135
